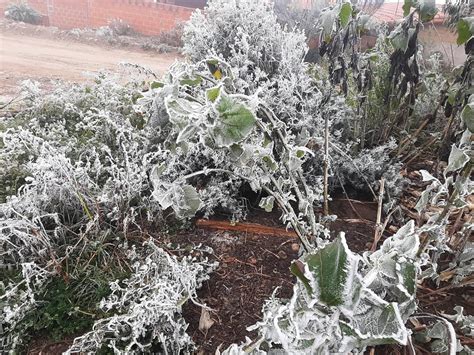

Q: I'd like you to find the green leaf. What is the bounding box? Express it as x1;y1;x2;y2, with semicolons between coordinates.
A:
290;261;313;294
150;81;164;89
400;262;416;296
304;235;355;306
445;145;470;174
206;86;221;102
402;0;413;17
179;75;203;86
213;95;256;147
457;17;474;45
339;3;352;28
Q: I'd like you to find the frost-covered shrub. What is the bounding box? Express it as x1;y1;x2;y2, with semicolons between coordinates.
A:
66;241;217;354
183;0;321;129
0;73;167;351
1;74;162;225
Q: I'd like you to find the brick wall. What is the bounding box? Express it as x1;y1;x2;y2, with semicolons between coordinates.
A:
1;0;199;35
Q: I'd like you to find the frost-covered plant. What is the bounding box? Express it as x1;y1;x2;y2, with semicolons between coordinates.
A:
221;222;420;353
183;0;324;130
415;118;472;281
139;56;335;250
0;73;167;351
66;241;217;354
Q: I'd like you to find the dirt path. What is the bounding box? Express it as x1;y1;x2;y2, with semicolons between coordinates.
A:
0;31;178;98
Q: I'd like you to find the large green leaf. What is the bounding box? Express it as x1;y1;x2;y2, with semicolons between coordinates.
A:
339;3;352;28
303;235;356;306
213;95;256;147
457;17;474;45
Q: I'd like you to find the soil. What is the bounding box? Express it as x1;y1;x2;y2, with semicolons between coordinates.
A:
179;197;379;354
179;230;298;353
0;29;178;101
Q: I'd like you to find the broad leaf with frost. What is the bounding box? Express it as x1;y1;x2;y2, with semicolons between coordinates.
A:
222;232;419;353
213;95;256;147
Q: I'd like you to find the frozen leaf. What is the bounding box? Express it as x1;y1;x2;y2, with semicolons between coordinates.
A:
177;124;198;143
445;145;469;174
419;169;437;182
302;234;358;306
461;100;474;133
259;196;275;212
179;185;202;218
349;294;408;346
165;97;203;126
213;95;256;146
199;308;215;333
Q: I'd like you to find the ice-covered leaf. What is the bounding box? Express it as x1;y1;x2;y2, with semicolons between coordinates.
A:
415;188;431;213
259;196;275;212
213;95;256;147
350;298;408;346
445;145;469;174
375;221;419;258
461;100;474;133
153;184;201;218
176;124;198;143
320;8;336;42
179;185;202;218
419;169;437;182
302;234;358;306
165;97;203;126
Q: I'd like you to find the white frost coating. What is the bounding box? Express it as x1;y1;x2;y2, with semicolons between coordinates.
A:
65;241;217;354
221;233;419;353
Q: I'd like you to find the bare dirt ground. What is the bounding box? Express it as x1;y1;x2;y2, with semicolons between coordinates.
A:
0;31;178;100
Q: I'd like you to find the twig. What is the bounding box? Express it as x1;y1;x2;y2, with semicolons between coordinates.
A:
323;112;330;216
371;177;385;252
